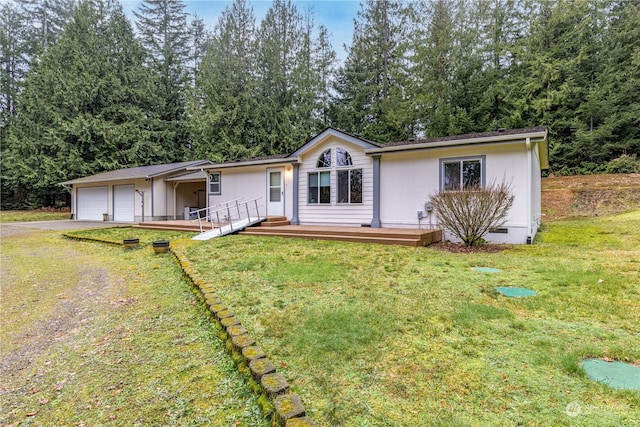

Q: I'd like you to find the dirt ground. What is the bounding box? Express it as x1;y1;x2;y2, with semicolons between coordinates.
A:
0;225;124;423
542;173;640;221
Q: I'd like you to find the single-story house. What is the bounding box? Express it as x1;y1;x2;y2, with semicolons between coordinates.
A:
61;160;213;221
192;127;549;244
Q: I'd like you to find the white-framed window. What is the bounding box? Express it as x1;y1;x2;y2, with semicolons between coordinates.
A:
336;147;353;166
440;156;485;191
209;172;221;195
337;169;362;204
317;149;331;168
308;147;362;204
308;171;331;204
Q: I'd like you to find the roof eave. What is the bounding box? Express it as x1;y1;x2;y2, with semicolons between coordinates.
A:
189;157;299;170
364;130;548;155
145;160;213;178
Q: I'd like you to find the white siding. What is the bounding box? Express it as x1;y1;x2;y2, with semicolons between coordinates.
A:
530;140;543;239
297;136;373;226
379;142;532;244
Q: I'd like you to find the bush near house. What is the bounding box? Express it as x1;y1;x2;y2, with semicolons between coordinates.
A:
428;179;515;246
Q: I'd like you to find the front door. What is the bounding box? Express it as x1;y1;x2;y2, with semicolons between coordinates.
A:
267;168;284;216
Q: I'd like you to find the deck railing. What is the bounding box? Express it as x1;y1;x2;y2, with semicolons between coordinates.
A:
190;197;263;234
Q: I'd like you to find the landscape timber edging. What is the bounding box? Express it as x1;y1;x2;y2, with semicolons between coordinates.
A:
170;247;316;427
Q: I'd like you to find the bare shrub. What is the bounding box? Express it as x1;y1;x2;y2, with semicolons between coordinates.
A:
428;180;515;246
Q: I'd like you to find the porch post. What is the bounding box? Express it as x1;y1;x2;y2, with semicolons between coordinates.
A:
291;163;300;225
371;155;381;228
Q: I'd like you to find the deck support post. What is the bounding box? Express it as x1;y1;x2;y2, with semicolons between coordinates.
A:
371;155;381;228
291;163;300;225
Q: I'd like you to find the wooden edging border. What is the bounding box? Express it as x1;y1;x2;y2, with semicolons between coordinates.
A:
63;233;316;427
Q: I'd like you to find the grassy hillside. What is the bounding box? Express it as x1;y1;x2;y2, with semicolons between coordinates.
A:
542;173;640;221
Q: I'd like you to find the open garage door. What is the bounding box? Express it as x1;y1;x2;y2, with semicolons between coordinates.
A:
113;185;135;222
77;186;108;220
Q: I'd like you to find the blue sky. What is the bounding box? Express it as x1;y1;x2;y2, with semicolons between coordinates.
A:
120;1;361;62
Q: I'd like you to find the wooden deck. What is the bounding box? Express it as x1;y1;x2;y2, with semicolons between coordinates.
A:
134;219;442;247
240;224;442;247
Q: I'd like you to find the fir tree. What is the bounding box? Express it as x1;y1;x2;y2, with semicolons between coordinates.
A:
3;0;165;206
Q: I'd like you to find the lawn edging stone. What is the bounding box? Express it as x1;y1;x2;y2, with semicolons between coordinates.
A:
170;247;315;427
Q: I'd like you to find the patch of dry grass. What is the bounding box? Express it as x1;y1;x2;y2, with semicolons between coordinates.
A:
0;209;71;223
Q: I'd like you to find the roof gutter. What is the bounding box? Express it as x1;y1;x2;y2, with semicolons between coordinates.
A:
364;130;548;155
189;157;299;170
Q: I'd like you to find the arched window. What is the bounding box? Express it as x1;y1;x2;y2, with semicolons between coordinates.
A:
308;147;362;204
336;148;353;166
316;149;331;168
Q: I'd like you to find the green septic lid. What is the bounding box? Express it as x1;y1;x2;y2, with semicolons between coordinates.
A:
581;359;640;390
495;287;537;298
473;267;502;273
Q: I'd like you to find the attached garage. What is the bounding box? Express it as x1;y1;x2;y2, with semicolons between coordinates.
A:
113;185;135;222
77;186;108;220
61;160;212;222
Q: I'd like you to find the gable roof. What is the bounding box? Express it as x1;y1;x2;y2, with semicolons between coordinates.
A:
61;160;213;185
290;127;382;156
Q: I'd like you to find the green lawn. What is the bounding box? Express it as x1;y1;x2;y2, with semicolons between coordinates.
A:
181;211;640;426
61;212;640;426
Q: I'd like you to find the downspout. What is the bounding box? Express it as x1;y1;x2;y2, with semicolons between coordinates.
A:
371;155;381;228
526;137;532;244
291;163;300;225
151;177;155;220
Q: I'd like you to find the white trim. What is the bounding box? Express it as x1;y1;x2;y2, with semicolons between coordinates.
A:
197;157;298;170
291;128;379;157
266;167;285;216
209;172;221;195
365;130;548;155
526;137;532;242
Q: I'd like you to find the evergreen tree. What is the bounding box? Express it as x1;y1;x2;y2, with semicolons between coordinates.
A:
332;0;410;142
188;0;260;161
314;24;336;126
575;0;639;170
408;0;459;137
254;0;321;154
18;0;76;53
0;2;26;132
188;14;209;78
134;0;191;159
3;0;165;207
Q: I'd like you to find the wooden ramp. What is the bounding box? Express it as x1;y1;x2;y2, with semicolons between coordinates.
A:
192;217;265;241
240;225;442;247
